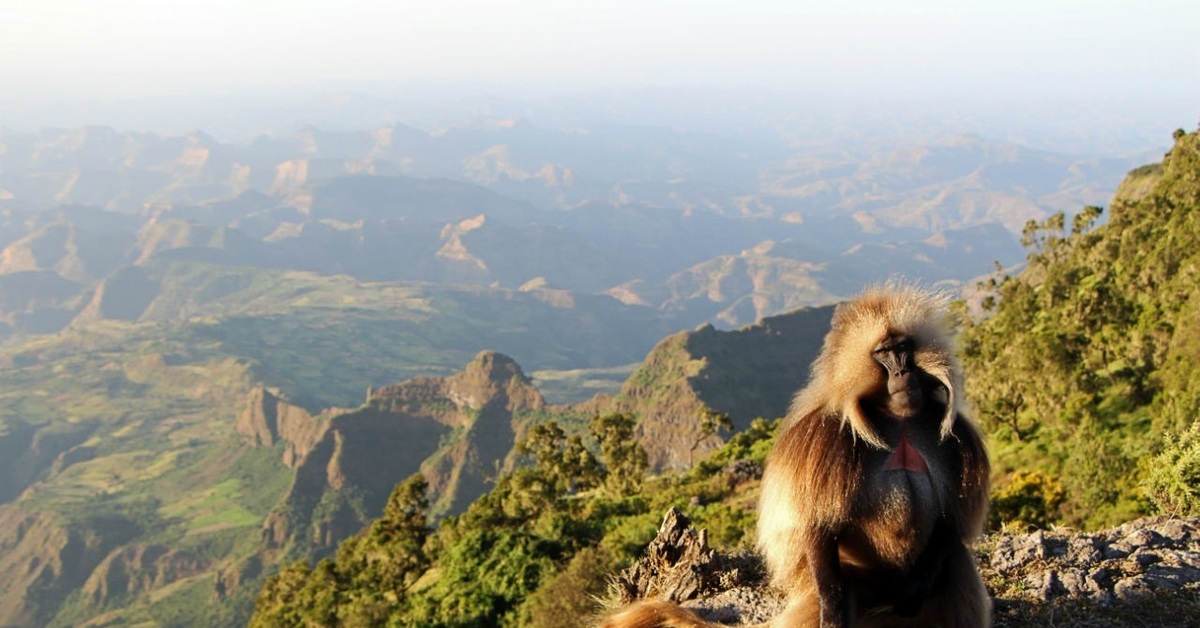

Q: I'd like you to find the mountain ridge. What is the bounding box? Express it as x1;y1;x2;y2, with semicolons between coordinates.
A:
0;121;1133;335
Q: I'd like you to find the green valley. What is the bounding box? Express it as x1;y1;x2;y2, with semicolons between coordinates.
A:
0;261;680;626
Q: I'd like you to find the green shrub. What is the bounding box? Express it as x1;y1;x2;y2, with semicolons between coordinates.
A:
1142;420;1200;516
989;470;1066;531
517;545;625;628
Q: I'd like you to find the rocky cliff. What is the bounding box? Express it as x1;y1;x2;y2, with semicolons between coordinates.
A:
80;544;209;608
251;350;546;550
0;505;139;627
235;387;331;467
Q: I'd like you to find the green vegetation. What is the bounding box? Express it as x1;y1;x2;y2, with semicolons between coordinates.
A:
529;363;639;404
253;476;433;627
1142;420;1200;517
959;128;1200;529
249;413;776;626
988;470;1067;531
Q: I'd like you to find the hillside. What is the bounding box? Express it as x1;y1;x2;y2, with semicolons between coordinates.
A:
589;306;834;470
252;350;549;554
246;302;849;558
0;118;1158;625
959;127;1200;529
0;271;843;626
249;399;1200;627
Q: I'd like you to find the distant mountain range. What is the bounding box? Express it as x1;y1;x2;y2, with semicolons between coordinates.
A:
0;121;1136;340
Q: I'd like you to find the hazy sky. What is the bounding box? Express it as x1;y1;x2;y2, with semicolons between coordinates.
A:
3;0;1196;97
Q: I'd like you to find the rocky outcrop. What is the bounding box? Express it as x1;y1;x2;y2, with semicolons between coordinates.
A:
235;387;328;466
369;349;544;417
612;508;768;609
616;511;1200;627
81;544;209;607
260;351;547;549
366;350;546;517
983;517;1200;626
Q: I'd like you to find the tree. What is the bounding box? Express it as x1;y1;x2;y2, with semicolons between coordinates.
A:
249;559;341;628
959;129;1200;528
250;476;432;627
689;408;733;465
515;422;603;496
590;413;649;494
338;474;431;592
989;470;1066;531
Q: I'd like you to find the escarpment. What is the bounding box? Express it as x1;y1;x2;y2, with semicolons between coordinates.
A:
255;350;547;549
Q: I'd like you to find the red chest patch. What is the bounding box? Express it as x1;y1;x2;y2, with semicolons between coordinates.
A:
884;431;930;473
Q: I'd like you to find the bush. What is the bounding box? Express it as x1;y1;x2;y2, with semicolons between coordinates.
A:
989;470;1066;531
1143;420;1200;516
517;545;625;628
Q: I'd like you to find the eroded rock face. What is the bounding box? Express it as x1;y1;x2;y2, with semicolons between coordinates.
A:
82;544;209;607
0;506;122;627
235;387;326;465
615;508;724;604
258;351;549;550
612;508;780;620
616;511;1200;626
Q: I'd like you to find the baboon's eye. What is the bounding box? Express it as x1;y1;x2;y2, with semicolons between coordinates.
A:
874;338;912;355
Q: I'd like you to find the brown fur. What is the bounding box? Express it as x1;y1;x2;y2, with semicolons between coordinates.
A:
601;285;991;628
601;600;766;628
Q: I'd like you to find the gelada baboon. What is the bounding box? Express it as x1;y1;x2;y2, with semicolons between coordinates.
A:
602;285;990;627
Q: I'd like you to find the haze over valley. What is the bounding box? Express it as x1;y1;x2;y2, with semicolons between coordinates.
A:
0;106;1146;338
0;0;1195;625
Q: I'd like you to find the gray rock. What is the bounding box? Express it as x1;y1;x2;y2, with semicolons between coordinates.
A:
614;512;1200;625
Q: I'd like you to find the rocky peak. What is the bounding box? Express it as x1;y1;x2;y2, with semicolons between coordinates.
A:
458;350;526;385
235;387;328;467
445;350;543;411
260;352;547;550
366;350;544;419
